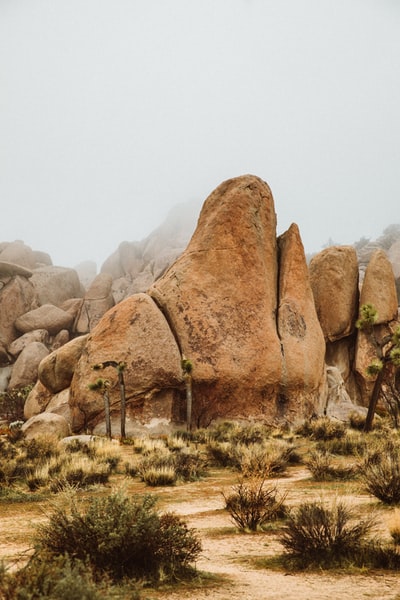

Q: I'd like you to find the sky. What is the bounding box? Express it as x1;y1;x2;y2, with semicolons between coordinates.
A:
1;0;399;269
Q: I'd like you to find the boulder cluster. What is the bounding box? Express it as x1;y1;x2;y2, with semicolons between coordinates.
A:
1;175;399;438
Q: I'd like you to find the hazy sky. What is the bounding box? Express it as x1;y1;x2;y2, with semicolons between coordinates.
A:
1;0;399;269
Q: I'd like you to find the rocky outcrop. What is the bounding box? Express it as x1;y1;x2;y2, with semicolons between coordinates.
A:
24;380;53;419
0;241;38;270
325;366;367;421
309;246;359;342
8;330;49;357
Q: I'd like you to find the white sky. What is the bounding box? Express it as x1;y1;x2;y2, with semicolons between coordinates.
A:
1;0;399;268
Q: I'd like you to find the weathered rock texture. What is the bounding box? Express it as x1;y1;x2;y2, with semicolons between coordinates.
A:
277;224;326;417
74;273;114;333
359;249;398;324
8;342;49;389
38;334;89;394
15;304;74;336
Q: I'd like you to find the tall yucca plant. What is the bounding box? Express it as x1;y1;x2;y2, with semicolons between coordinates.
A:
356;304;400;432
93;361;127;439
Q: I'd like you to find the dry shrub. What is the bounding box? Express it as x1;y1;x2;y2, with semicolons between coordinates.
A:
223;478;286;531
388;508;400;545
280;499;376;568
296;417;346;441
361;441;400;504
306;450;358;481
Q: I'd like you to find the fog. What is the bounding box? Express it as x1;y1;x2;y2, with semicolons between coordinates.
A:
1;0;399;268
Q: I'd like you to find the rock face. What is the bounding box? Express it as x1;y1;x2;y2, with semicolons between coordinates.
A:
0;276;37;350
277;224;326;417
309;246;359;341
70;293;183;433
149;175;283;424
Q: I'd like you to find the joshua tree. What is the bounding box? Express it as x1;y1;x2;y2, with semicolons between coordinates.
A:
356;303;400;431
181;358;193;432
88;378;112;438
93;361;127;439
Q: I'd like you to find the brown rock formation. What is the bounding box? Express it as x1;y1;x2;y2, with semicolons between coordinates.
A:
0;276;37;348
24;380;53;419
149;175;283;425
30;266;83;307
70;293;183;432
309;246;359;342
277;224;326;416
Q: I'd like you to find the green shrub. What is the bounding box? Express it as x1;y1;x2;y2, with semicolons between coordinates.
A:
361;441;400;504
207;441;238;468
316;430;367;456
280;500;376;568
0;553;104;600
306;450;358;481
141;465;177;486
223;479;286;531
34;489;201;582
296;417;346;441
173;449;207;481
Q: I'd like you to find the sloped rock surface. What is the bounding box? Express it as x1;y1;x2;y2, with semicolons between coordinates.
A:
74;273;114;333
70;293;183;431
30;266;83;307
0;276;37;347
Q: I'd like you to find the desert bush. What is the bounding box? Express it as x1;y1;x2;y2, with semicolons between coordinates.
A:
207;441;238;468
306;450;358;481
0;385;33;422
133;437;169;455
388;509;400;545
141;465;177;486
238;440;296;477
361;441;400;504
280;499;376;567
23;435;61;461
316;429;367;456
223;479;286;531
296;417;346;441
0;553;104;600
35;489;201;582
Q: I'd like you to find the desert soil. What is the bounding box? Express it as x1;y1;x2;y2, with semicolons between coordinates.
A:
2;463;400;599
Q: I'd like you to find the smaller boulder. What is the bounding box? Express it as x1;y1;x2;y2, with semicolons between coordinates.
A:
38;334;89;393
30;266;83;307
24;380;53;419
21;412;70;439
74;273;114;333
360;249;398;323
8;330;49;357
46;388;72;423
15;304;74;335
8;342;49;389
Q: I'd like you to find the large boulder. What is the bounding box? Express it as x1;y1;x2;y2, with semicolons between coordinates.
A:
14;304;74;336
149;175;283;425
74;273;114;334
70;293;183;432
46;388;72;423
38;334;89;393
30;266;83;307
277;224;326;416
8;342;49;389
360;249;398;322
309;246;359;341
